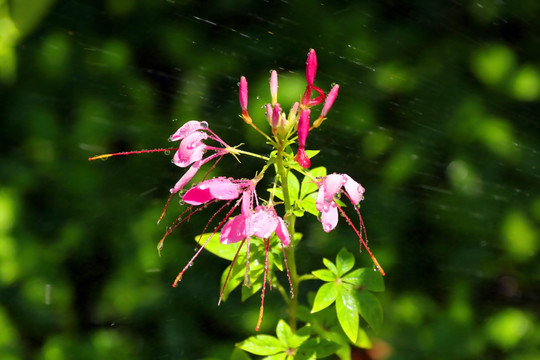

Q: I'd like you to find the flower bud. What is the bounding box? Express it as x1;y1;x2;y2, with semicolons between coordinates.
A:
306;49;317;87
270;70;278;106
297;109;311;148
314;84;339;128
272;103;281;129
239;76;248;110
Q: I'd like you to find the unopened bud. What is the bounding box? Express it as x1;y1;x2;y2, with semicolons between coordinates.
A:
270;70;278;106
297;109;311;148
272;103;281;129
306;49;317;87
239;76;248;112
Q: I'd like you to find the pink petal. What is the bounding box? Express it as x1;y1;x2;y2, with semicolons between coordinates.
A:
170;121;207;142
320;202;339;232
343;175;365;205
183;178;240;205
275;216;290;246
170;161;201;194
323;174;345;203
249;207;278;239
173;131;207;168
220;214;246;244
241;190;253;218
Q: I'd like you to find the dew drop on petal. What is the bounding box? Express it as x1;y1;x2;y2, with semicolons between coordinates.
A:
201;121;208;128
322;223;332;232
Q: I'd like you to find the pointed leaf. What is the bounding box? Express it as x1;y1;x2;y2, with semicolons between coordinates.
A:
354;290;383;331
312;282;338;313
336;287;359;343
194;233;241;261
336;249;355;276
238;335;286;356
304;150;320;159
312;269;336;282
322;258;338;275
342;268;385;292
276;319;293;344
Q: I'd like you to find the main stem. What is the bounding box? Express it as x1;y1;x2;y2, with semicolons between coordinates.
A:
276;143;299;332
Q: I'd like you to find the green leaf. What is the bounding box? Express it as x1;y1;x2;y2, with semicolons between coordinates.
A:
336;287;359;343
286;171;300;204
354;327;372;349
237;335;286;356
336;249;355;276
312;282;338;313
194;233;241;261
300;166;326;199
342;268;385;292
297;338;341;359
261;354;287;360
311;269;336;282
354;290;383;332
276;319;293;345
230;348;252;360
304;150;320;159
322;258;338;275
298;192;318;216
220;257;247;302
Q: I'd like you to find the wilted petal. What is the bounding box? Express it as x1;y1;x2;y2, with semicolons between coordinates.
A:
173;131;208;167
183;178;240;205
295;148;311;169
343;175;364;205
220;214;247;244
170;121;207;142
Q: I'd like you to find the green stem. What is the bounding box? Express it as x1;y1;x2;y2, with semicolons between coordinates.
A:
276;142;299;332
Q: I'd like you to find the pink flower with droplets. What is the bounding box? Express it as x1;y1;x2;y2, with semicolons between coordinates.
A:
169;121;231;194
316;173;365;232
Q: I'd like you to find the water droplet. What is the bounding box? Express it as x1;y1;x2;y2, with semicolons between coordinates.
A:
164;150;170;156
172;118;178;122
201;121;208;128
374;266;380;272
323;223;332;232
100;157;108;161
256;96;260;100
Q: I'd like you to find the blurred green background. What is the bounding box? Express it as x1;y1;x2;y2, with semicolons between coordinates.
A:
1;0;539;359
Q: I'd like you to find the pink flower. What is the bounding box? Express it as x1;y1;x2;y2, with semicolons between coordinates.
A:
316;173;365;232
220;191;290;246
320;84;339;118
169;121;231;194
295;109;311;168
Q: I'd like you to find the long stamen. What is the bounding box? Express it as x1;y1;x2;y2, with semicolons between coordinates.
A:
281;244;294;298
88;148;177;161
157;193;175;224
173;198;242;287
157;204;208;255
255;237;271;331
218;238;246;306
336;205;385;276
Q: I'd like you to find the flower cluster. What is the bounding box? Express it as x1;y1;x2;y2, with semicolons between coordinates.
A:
89;49;385;334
